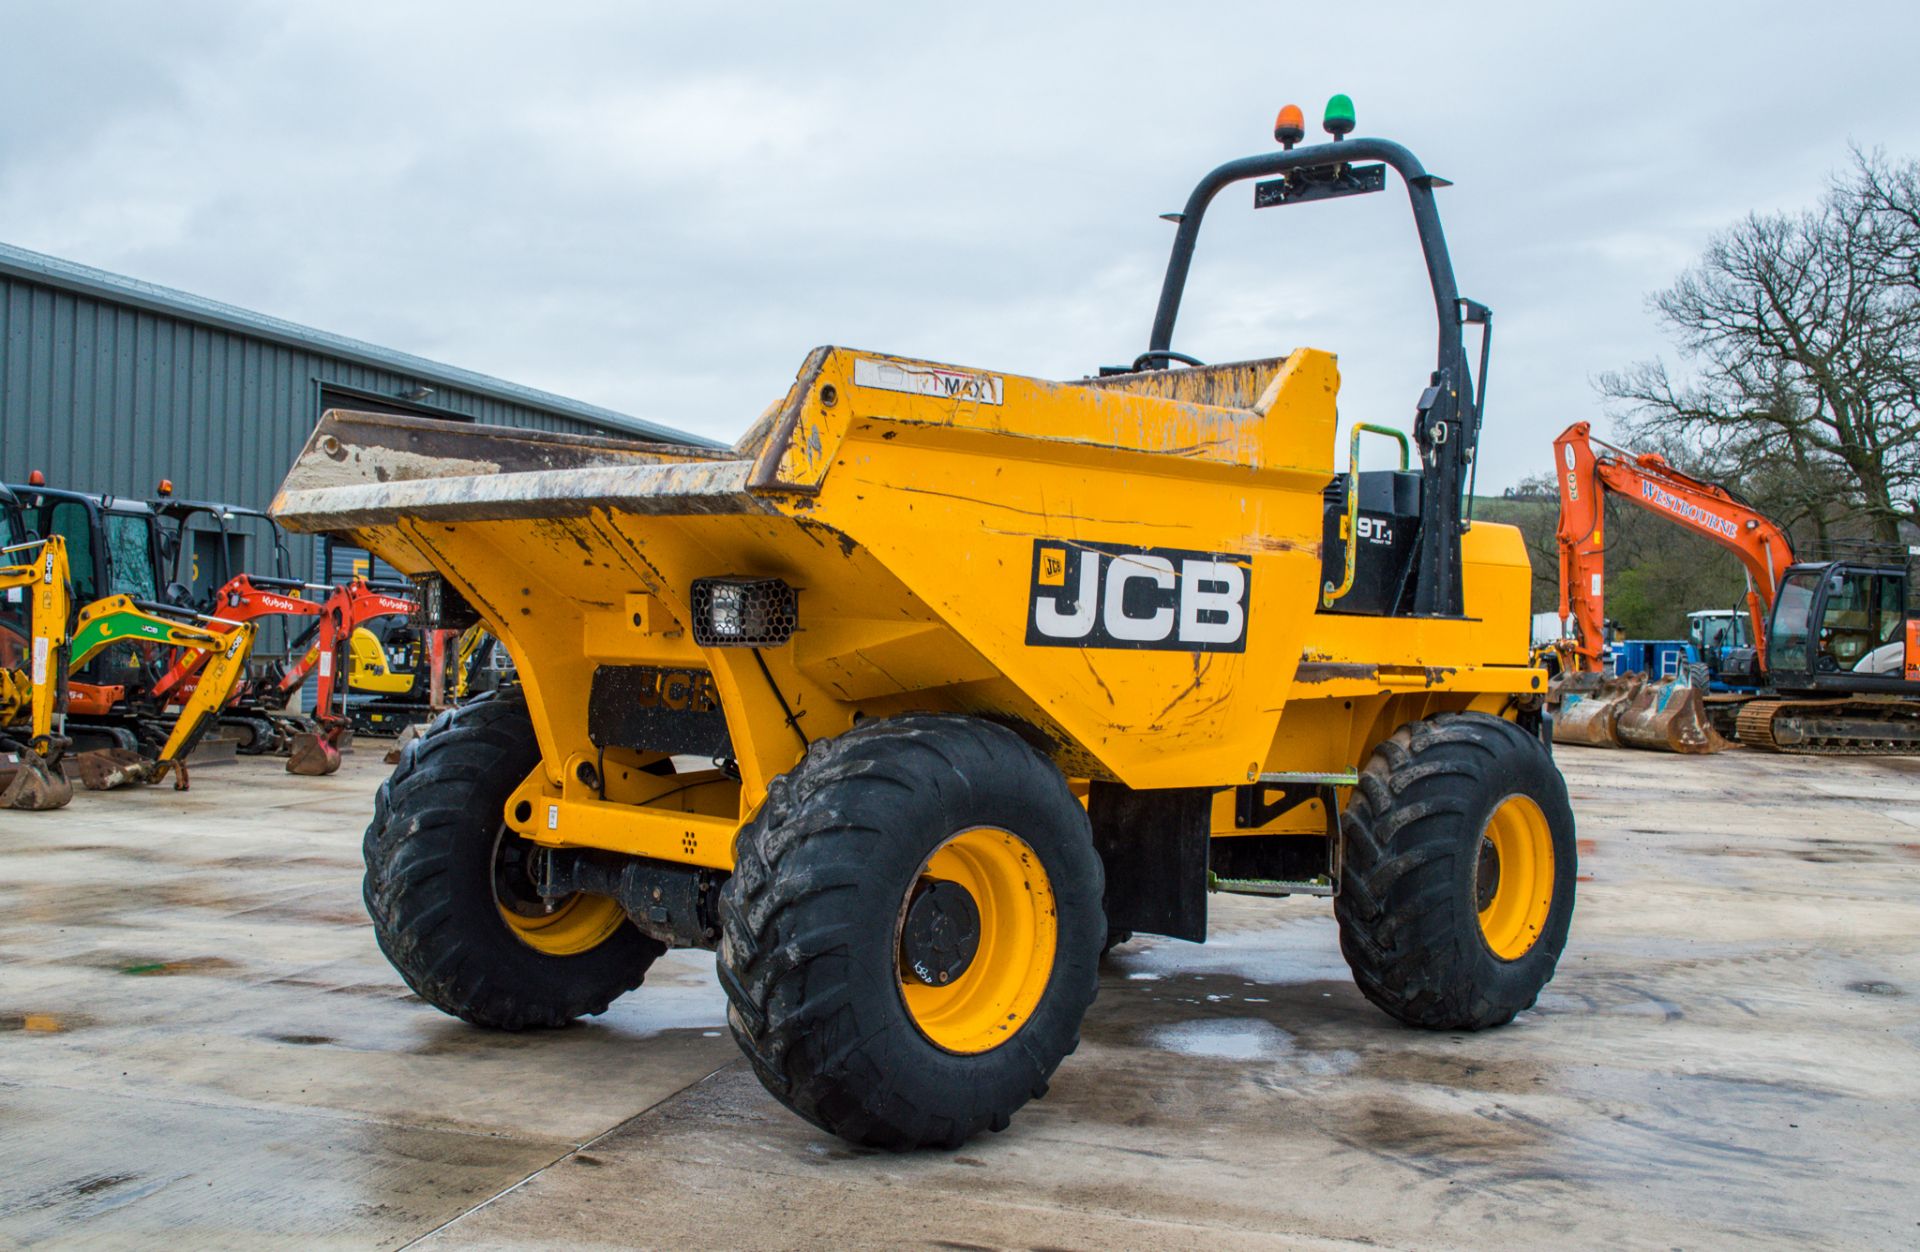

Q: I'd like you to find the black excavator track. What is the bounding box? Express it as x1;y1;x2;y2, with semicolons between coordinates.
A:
1735;696;1920;755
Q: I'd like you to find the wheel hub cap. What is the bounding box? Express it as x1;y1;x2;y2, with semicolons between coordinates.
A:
491;826;627;956
1475;837;1501;912
895;826;1057;1054
900;879;982;986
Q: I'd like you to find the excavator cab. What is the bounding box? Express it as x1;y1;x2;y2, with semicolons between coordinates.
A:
12;485;165;607
346;624;419;695
0;487;30;666
153;495;297;612
1766;562;1916;690
8;484;166;689
0;487;21;547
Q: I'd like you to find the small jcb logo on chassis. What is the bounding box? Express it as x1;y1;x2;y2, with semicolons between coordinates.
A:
1026;540;1250;653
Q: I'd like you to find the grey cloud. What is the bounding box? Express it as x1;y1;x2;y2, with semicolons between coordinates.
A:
5;1;1918;492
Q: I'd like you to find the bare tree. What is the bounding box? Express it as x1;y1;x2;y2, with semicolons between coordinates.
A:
1600;149;1920;545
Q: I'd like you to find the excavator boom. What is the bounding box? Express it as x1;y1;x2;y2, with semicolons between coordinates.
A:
1554;421;1795;672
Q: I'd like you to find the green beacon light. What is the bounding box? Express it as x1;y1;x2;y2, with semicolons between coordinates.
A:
1323;93;1355;140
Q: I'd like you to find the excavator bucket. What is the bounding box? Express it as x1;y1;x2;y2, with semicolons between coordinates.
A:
0;752;73;810
383;722;431;765
286;726;343;776
1551;673;1643;748
67;747;153;791
1616;678;1729;754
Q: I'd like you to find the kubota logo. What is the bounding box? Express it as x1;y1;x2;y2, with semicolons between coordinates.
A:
1026;540;1249;653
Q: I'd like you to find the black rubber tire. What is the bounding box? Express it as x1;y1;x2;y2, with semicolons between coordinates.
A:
1685;660;1712;690
363;690;662;1029
718;714;1104;1150
1335;712;1577;1030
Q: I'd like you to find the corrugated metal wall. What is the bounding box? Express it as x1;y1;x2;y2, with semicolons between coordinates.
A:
0;261;699;668
0;274;619;508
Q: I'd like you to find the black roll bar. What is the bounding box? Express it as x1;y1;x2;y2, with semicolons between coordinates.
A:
1148;137;1461;369
1143;135;1477;616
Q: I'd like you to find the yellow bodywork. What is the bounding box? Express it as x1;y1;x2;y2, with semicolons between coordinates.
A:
0;536;73;750
347;627;416;695
272;347;1541;874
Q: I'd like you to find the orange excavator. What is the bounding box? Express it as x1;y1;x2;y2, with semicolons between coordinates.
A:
1555;421;1793;676
1554;421;1920;753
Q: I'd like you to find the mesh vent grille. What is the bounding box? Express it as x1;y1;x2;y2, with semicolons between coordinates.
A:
690;577;796;647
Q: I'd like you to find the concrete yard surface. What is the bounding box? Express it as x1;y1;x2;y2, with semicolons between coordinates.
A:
2;745;1917;1249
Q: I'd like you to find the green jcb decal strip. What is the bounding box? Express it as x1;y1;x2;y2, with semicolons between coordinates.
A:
70;613;172;666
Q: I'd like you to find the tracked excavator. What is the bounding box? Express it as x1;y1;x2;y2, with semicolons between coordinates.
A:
1554;421;1920;753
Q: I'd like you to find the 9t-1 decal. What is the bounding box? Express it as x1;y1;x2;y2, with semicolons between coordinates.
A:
1026;540;1250;653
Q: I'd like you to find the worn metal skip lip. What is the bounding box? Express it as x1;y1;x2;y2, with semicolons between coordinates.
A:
272;459;769;532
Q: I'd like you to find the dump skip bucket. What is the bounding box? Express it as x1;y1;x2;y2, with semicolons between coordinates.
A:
1616;678;1728;754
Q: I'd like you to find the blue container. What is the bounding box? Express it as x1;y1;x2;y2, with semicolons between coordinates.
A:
1609;639;1694;679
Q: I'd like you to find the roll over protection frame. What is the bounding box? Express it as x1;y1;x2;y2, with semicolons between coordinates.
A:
1143;136;1483;617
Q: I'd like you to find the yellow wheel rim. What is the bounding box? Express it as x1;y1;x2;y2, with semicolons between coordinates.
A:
1476;794;1555;961
498;892;627;956
492;827;626;956
898;827;1057;1055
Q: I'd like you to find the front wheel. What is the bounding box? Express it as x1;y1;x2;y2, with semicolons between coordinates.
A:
363;692;662;1029
719;714;1104;1150
1335;712;1577;1030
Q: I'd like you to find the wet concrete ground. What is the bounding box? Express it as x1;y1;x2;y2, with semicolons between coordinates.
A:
2;745;1917;1249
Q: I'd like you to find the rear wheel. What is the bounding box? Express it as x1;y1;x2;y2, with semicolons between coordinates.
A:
1336;712;1576;1030
719;714;1103;1150
363;691;662;1029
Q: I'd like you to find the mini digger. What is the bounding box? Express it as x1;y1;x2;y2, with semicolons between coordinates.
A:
271;97;1575;1150
6;478;259;791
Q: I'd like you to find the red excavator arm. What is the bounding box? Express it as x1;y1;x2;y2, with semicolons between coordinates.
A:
1554;421;1797;673
148;575;328;704
293;579;419;716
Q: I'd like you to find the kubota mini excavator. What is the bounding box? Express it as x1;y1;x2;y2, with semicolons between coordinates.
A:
278;576;422;775
1554;421;1920;753
145;571;332;753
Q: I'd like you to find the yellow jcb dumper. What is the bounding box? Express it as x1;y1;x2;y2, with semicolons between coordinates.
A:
272;98;1575;1150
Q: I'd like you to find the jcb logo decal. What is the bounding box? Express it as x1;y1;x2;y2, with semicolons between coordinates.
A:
633;668;722;713
1026;541;1249;653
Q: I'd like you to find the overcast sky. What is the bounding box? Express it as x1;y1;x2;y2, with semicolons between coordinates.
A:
5;2;1919;490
